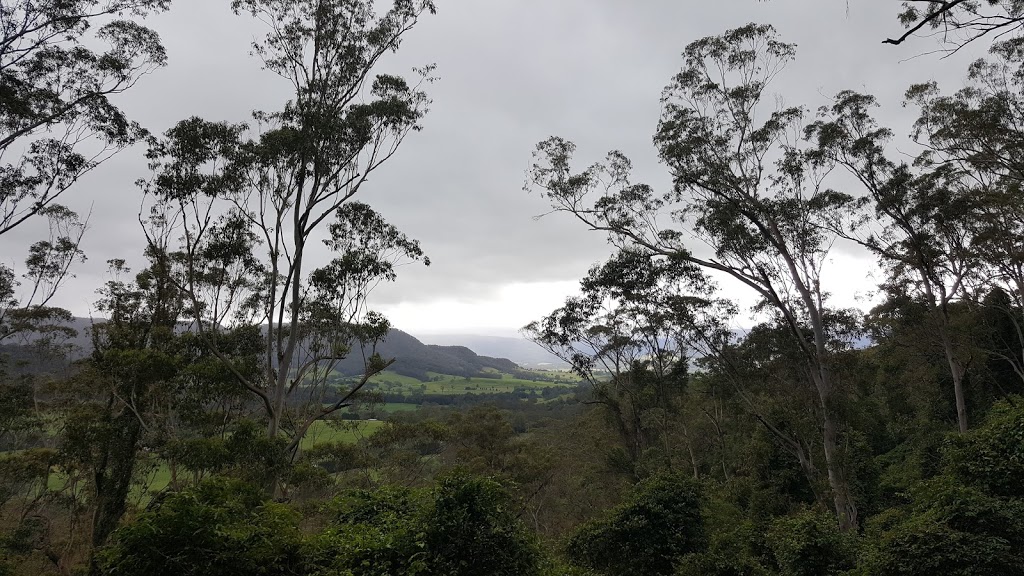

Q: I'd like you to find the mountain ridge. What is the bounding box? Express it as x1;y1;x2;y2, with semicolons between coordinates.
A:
0;318;549;380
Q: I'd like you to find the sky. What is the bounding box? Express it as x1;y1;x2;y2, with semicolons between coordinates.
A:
0;0;986;337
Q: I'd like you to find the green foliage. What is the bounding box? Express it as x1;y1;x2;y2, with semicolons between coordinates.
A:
766;508;857;576
445;406;550;482
100;473;542;576
565;474;704;576
0;0;169;238
857;400;1024;575
857;476;1024;576
943;397;1024;497
164;437;231;477
98;478;304;576
305;486;424;576
0;448;54;508
0;381;37;448
421;473;541;575
524;250;727;478
311;472;542;576
676;498;769;576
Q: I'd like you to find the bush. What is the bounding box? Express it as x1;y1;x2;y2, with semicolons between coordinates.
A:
766;508;856;576
675;497;769;576
102;473;543;576
943;397;1024;498
422;473;542;575
856;476;1024;576
854;398;1024;575
308;473;542;576
565;474;704;576
99;478;304;576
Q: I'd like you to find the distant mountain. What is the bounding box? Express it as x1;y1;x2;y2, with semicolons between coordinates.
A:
334;329;527;381
3;320;873;380
415;334;570;369
0;319;531;382
1;316;95;354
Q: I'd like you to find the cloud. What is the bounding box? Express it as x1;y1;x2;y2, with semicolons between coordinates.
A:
0;0;987;331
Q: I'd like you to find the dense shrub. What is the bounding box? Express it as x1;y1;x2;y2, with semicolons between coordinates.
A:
308;473;541;576
565;474;704;576
99;472;542;576
99;478;304;576
943;397;1024;498
856;402;1024;576
766;508;856;576
856;476;1024;576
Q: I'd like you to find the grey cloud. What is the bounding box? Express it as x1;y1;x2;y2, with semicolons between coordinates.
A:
0;0;989;322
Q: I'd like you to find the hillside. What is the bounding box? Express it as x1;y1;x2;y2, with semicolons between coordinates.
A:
333;329;527;381
416;333;570;369
0;319;531;382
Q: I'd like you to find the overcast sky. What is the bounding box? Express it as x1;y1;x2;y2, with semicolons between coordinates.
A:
0;0;986;337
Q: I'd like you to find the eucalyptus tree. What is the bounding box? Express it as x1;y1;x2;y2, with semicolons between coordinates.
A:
807;91;984;433
808;44;1024;419
78;255;185;552
905;50;1024;375
525;249;730;478
0;0;169;236
527;24;863;530
885;0;1024;53
0;205;85;341
977;287;1024;391
696;315;865;509
140;0;434;459
0;0;167;341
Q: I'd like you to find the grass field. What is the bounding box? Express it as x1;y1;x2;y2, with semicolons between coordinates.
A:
374;402;419;413
516;368;581;383
362;370;575;397
369;371;426;387
416;378;568;395
299;419;386;450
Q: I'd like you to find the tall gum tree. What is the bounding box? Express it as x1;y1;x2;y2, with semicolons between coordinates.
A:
0;0;169;235
524;249;732;478
806;91;982;433
526;24;862;531
139;0;434;462
0;0;169;341
906;51;1024;388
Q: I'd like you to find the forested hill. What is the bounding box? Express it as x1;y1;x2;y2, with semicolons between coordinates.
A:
418;334;570;369
0;319;527;382
334;329;526;381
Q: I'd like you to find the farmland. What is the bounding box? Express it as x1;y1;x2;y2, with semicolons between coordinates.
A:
365;370;577;396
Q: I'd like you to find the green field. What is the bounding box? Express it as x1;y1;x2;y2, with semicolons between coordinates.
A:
361;370;576;397
369;371;426;387
417;378;568;395
375;402;420;413
299;419;386;450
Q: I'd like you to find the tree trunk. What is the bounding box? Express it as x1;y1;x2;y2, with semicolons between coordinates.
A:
820;406;857;531
792;441;829;512
87;406;143;576
940;333;969;433
679;421;699;479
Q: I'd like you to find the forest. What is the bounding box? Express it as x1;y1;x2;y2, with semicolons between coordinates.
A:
3;1;1024;575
